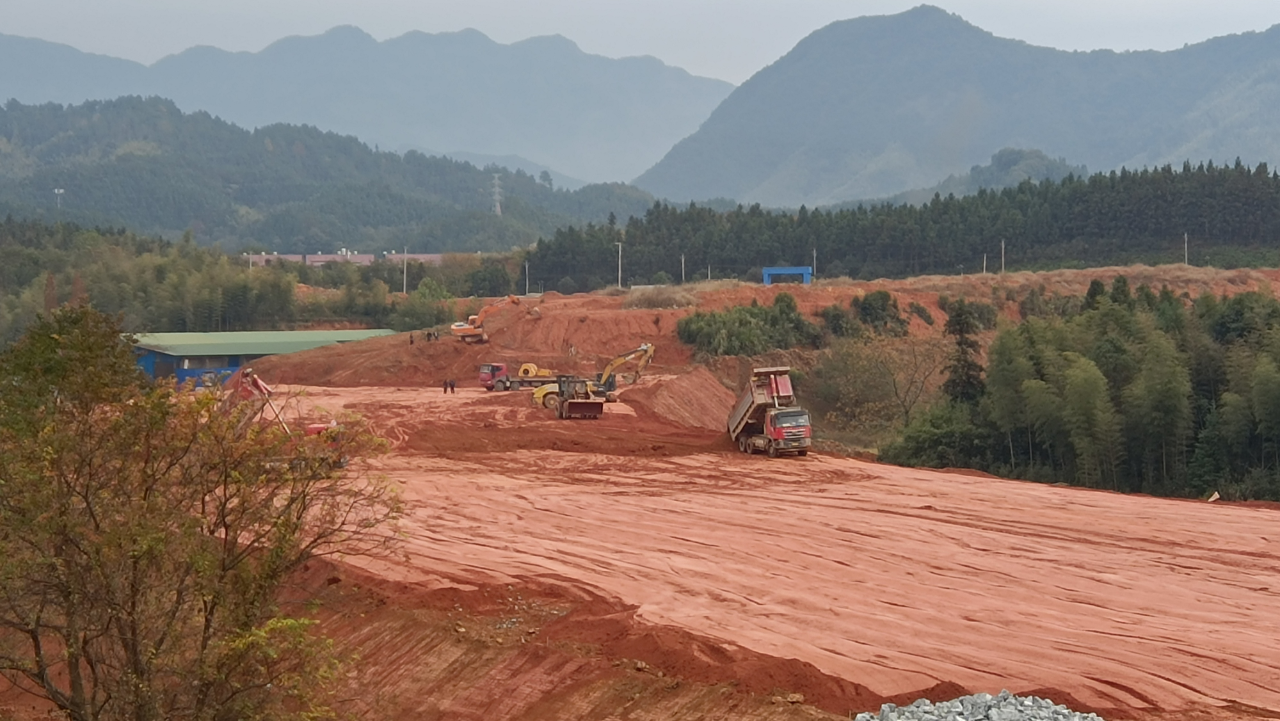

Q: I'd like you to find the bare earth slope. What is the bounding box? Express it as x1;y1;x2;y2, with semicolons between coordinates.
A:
283;384;1280;720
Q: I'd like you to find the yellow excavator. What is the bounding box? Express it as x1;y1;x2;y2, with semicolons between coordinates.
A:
531;343;655;409
450;295;520;343
592;342;656;398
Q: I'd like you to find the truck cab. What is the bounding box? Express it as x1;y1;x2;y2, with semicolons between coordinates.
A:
478;363;509;391
762;407;812;454
727;367;812;457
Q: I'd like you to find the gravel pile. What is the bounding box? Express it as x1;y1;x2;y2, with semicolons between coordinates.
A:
854;691;1105;721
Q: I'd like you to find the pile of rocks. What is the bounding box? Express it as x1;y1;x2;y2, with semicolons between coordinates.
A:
854;691;1105;721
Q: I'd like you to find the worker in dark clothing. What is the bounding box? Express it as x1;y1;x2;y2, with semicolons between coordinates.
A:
409;333;414;346
448;379;456;394
442;379;449;394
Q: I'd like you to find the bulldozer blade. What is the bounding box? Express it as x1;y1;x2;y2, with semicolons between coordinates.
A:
562;399;605;419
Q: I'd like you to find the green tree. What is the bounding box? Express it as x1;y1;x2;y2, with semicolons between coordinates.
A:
1061;353;1124;488
467;258;513;297
0;307;400;721
941;299;986;404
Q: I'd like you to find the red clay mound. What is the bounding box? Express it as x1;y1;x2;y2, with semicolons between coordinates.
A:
620;367;737;431
254;293;689;388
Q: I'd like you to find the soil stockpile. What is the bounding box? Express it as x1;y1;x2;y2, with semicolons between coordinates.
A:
619;367;737;431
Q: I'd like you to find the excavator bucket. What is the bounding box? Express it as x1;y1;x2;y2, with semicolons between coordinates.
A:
560;398;605;419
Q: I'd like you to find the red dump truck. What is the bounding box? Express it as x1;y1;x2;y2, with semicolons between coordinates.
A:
727;367;812;457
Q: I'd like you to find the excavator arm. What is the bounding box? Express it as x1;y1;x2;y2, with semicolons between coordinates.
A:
451;295;521;342
597;343;656;387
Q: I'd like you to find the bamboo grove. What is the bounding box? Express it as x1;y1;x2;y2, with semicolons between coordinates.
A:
883;279;1280;501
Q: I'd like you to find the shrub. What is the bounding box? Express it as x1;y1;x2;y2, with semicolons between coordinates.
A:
851;290;908;336
938;295;998;330
624;286;696;309
819;304;863;337
907;301;935;325
651;271;674;285
557;276;579;295
677;292;822;356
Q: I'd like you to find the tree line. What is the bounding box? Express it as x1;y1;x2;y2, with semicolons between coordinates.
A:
0;217;523;344
523;160;1280;292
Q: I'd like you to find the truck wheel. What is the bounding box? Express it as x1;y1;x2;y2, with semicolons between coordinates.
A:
494;380;506;391
767;442;779;458
737;436;749;454
543;395;559;410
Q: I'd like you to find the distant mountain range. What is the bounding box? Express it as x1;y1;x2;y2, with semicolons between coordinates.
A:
0;26;733;184
635;5;1280;206
0;97;655;253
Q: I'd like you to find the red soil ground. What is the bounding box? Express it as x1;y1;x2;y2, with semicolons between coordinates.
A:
10;265;1278;721
245;266;1280;720
247;378;1280;721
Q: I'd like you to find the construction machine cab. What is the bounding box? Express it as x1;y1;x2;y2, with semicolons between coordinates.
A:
551;375;604;419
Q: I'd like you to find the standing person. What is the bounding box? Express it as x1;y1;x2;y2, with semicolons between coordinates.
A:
442;379;449;395
409;333;414;346
449;379;457;394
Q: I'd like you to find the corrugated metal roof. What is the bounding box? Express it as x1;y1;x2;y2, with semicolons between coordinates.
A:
133;330;394;357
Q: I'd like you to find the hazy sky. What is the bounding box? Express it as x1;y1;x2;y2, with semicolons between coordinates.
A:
7;0;1280;84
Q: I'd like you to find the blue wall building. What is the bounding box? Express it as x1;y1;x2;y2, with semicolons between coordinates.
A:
134;330;393;385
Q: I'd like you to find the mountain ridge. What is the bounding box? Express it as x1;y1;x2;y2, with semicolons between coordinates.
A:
0;96;656;253
0;26;733;184
635;5;1280;206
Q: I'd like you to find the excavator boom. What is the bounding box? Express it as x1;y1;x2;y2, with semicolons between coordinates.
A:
451;295;521;343
597;343;656;387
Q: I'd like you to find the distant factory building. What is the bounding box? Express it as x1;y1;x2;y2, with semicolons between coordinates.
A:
133;329;394;384
243;251;444;267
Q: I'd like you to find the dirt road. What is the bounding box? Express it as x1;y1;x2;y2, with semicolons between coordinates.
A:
292;384;1280;719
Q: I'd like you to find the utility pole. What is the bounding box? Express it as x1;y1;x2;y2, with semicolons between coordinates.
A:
1184;233;1189;265
707;264;711;281
402;246;408;295
983;254;987;274
812;248;817;276
53;188;64;209
681;254;685;284
1001;239;1006;274
615;242;623;288
525;261;530;295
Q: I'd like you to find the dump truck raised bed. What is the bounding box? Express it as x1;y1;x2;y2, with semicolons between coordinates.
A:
479;362;558;391
727;367;811;457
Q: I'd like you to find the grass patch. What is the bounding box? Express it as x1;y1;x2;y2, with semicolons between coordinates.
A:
623;286;697;309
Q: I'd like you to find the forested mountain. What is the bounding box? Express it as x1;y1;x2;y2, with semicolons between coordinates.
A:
830;149;1088;210
0;27;733;183
526;160;1280;290
0;97;655;252
635;5;1280;206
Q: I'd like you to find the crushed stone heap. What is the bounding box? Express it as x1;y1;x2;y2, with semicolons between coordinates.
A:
856;691;1104;721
